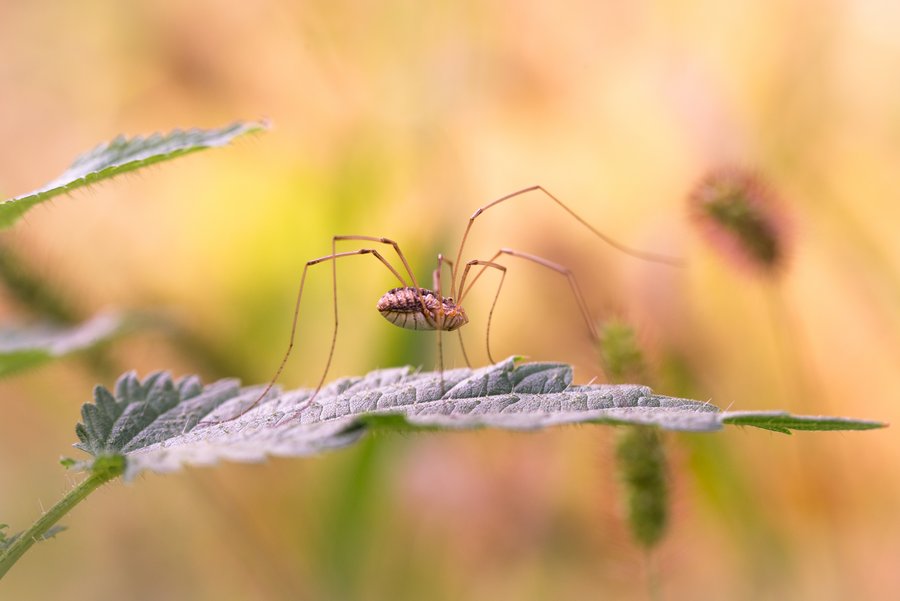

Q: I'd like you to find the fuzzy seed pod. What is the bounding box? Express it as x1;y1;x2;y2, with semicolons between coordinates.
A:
689;168;790;276
598;320;647;384
615;426;669;549
599;320;669;549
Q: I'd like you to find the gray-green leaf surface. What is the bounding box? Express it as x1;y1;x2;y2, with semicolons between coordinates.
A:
0;121;267;228
73;357;886;480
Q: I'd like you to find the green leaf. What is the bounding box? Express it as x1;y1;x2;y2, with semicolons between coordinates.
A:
72;358;886;481
720;411;885;433
0;120;268;228
0;312;127;377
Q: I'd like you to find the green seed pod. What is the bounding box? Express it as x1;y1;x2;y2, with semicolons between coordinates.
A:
599;319;669;549
598;320;648;384
615;426;669;549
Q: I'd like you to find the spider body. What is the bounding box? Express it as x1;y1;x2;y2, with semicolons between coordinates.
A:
377;287;468;331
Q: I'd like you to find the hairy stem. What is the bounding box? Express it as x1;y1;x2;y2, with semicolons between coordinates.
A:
0;456;124;580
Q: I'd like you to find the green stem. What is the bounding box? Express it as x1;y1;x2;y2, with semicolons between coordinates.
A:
0;456;124;580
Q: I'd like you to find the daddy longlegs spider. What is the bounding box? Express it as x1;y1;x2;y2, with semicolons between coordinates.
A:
215;185;679;423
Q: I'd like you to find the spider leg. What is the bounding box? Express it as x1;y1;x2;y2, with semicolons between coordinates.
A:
431;255;473;369
204;248;407;424
458;259;507;364
332;236;458;395
434;254;447;394
450;185;681;300
432;254;454;296
332;235;434;323
458;248;600;364
334;235;455;387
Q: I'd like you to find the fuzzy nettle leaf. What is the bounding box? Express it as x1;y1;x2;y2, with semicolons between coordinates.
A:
70;358;886;481
0;120;267;228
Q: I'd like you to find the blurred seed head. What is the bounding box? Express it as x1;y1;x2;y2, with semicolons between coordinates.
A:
615;426;669;549
689;168;791;276
597;319;647;384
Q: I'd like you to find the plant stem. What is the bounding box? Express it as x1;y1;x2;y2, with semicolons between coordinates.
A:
645;548;661;601
0;456;124;580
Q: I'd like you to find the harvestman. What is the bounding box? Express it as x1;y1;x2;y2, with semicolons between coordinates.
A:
221;186;677;421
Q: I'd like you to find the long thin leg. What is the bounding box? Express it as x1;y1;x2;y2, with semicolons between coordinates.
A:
458;248;600;360
329;238;400;401
456;329;472;368
326;236;420;410
334;237;452;386
333;238;456;377
457;259;508;364
450;185;681;300
204;248;407;424
433;254;447;394
333;234;439;329
334;235;422;290
431;257;474;368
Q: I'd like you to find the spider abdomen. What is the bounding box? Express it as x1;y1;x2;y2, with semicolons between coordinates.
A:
376;287;468;331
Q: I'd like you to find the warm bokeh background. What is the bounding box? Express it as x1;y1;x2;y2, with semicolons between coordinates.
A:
1;1;897;599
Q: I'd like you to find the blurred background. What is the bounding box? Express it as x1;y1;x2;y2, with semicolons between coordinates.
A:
1;0;898;599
